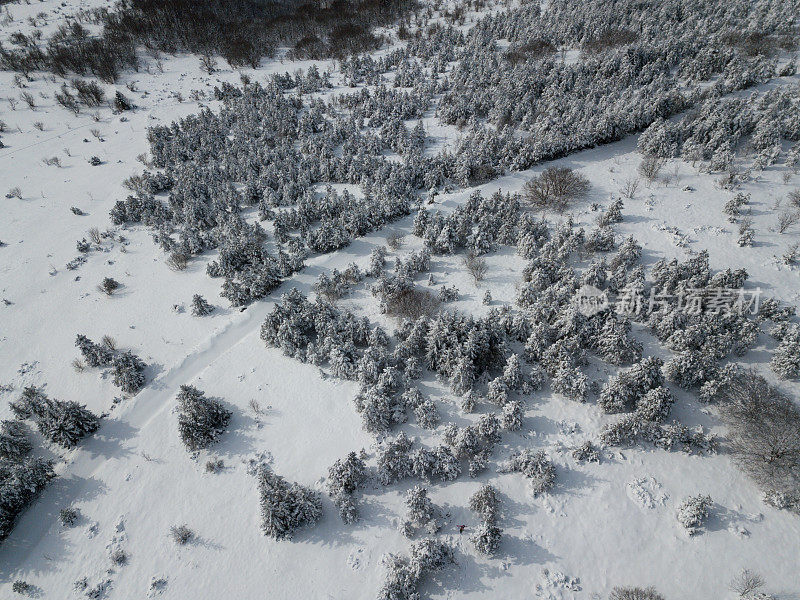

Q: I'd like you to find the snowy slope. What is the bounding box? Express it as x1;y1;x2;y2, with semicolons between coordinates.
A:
1;0;800;599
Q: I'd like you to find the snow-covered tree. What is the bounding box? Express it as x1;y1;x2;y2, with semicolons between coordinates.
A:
176;385;231;451
257;465;322;540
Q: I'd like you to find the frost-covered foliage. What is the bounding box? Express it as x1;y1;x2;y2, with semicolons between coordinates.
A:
10;387;99;448
377;433;414;486
257;465;322;540
327;451;367;524
572;441;601;463
471;521;502;555
0;454;55;541
469;484;500;523
110;73;436;306
442;415;501;478
112;351;147;394
411;445;461;483
598;358;664;414
76;334;147;394
771;325;800;379
378;539;454;600
176;385;232;451
676;494;712;536
401;486;440;537
601;415;716;454
499;450;556;496
191;294;214;316
0;420;32;461
75;334;114;367
639;86;800;172
437;0;791;177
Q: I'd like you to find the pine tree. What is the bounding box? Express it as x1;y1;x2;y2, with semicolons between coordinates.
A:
191;294;214;316
176;385;232;451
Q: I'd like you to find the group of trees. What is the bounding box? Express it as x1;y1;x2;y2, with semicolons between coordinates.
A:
1;385;101;541
0;0;418;82
75;334;147;394
638;85;800;173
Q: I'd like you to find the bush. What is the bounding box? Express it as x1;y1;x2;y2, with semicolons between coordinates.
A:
499;450;556;496
609;587;665;600
112;351;146;394
99;277;120;295
191;294;214;316
11;387;99;448
327;451;367;524
170;524;194;545
676;494;712;535
469;484;500;522
59;507;80;527
524;167;590;212
378;539;454;600
0;420;32;461
0;457;55;541
257;466;322;540
176;385;231;451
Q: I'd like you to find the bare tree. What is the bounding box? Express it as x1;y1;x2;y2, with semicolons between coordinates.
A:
638;155;665;182
730;569;765;598
523;167;590;212
464;253;488;284
620;178;640;200
777;209;800;234
716;372;800;494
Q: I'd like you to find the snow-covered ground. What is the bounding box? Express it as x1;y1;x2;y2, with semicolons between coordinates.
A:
1;0;799;599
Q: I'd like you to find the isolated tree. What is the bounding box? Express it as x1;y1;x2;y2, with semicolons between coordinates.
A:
524;167;590;212
176;385;231;451
257;465;322;540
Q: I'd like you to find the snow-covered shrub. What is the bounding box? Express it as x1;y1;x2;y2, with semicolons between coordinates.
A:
59;507;80;527
354;386;407;434
437;285;459;303
771;327;800;379
499;450;556;496
0;420;31;461
170;524;195;545
112;351;147;394
469;485;500;522
378;539;454;600
634;387;674;423
411;445;461;482
0;456;55;540
552;366;588;402
501;400;524;431
377;433;414;486
676;494;712;535
598;357;664;414
401;486;440;537
75;334;114;367
257;466;322;540
176;385;231;451
572;441;601;463
663;349;718;390
11;387;99;448
471;521;502;555
327;451;367;524
191;294;214;316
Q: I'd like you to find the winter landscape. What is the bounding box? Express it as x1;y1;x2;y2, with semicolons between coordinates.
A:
0;0;799;598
